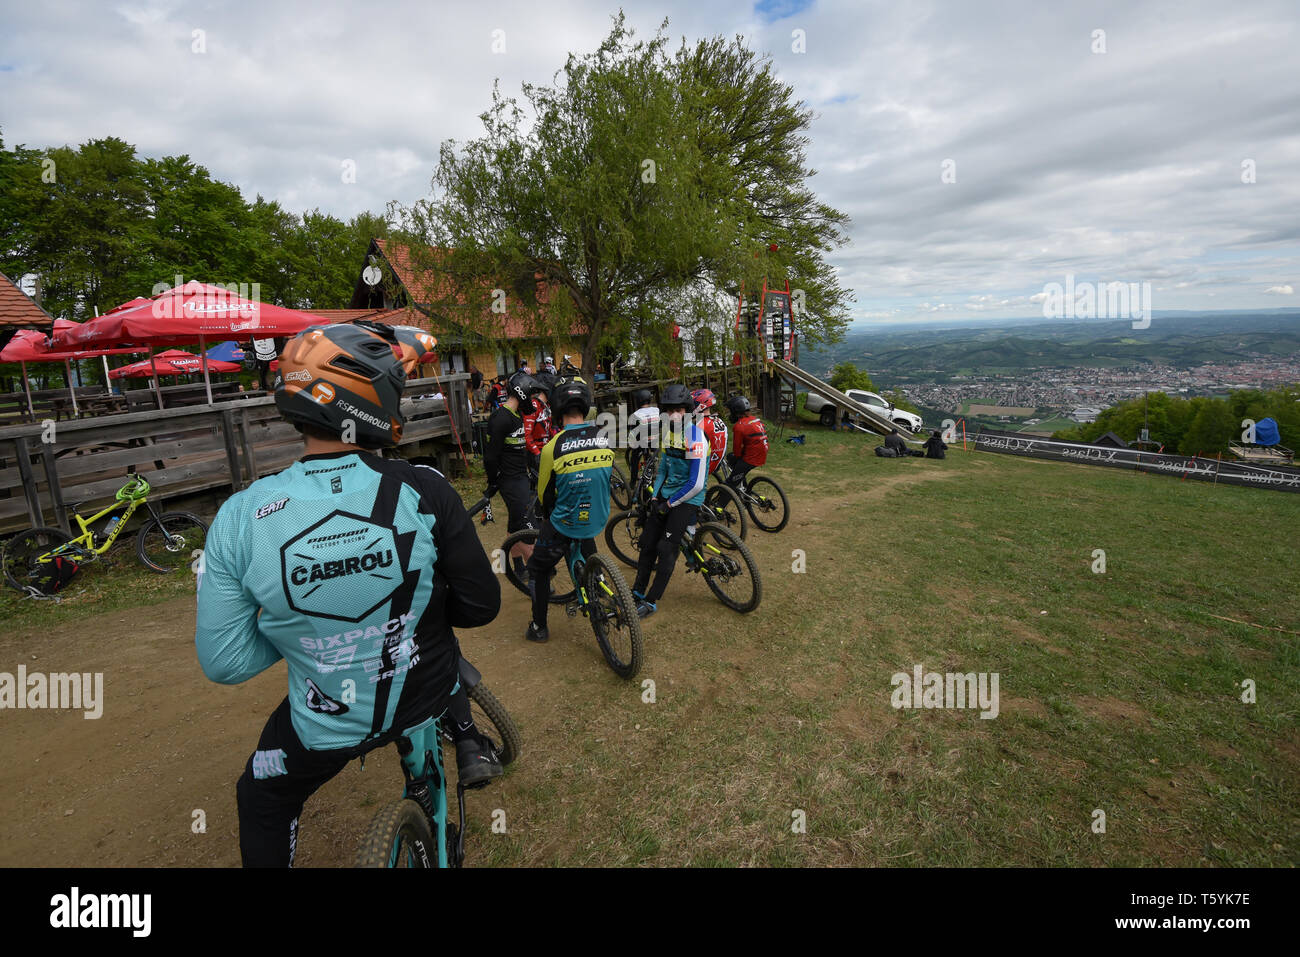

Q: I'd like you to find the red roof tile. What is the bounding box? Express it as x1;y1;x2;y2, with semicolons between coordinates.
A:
375;239;580;340
0;272;56;331
305;308;385;323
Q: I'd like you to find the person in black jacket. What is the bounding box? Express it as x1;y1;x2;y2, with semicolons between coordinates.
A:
485;373;543;576
924;430;948;459
883;428;908;454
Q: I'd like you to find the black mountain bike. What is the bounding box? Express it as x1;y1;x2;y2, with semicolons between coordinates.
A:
612;449;747;540
713;461;790;533
603;505;762;613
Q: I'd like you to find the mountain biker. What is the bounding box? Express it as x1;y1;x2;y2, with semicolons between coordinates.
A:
626;387;659;484
523;378;613;642
485;372;545;578
630;383;708;619
195;322;503;867
523;389;558;470
691;388;728;475
723;395;768;491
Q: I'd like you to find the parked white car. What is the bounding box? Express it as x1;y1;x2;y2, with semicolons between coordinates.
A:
805;388;924;433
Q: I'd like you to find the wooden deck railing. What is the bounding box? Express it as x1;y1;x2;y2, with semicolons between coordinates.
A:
0;373;470;535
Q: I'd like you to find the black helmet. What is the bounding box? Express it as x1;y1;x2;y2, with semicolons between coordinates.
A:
660;383;692;410
275;324;407;447
550;377;592;419
724;394;751;421
508;372;544;412
631;388;654;408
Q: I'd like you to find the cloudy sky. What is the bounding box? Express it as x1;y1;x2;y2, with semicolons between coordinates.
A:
2;0;1297;326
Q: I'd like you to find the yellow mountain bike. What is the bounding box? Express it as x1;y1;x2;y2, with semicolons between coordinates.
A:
1;476;208;595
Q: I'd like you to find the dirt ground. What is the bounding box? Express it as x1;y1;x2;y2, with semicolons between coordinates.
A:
0;476;835;867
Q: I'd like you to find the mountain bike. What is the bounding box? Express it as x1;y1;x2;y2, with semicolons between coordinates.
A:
356;656;519;868
603;505;762;613
613;449;747;540
500;528;644;679
1;476;208;594
713;460;790;533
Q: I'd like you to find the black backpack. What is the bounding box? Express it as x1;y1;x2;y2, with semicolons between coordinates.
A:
28;555;80;596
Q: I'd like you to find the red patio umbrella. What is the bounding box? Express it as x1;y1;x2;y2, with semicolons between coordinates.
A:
109;349;240;378
0;324;140;417
55;282;329;403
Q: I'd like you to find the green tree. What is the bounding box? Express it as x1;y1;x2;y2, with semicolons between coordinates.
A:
1179;399;1236;455
829;361;874;393
403;14;851;373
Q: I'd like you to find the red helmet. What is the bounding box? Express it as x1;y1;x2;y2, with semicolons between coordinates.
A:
691;388;716;414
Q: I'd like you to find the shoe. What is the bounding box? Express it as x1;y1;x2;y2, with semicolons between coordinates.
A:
455;733;504;789
525;621;549;643
635;600;657;619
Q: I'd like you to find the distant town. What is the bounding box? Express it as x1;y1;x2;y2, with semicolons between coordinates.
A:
870;353;1300;433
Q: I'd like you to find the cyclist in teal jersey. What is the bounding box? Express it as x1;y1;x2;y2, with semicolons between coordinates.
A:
195;322;502;867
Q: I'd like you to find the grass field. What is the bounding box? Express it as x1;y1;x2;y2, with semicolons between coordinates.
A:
4;425;1297;866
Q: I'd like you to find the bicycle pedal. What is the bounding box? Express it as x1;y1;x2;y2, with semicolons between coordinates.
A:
565;602;579;617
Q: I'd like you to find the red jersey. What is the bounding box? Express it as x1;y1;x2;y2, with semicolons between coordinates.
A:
732;415;768;466
699;414;728;474
523;401;557;456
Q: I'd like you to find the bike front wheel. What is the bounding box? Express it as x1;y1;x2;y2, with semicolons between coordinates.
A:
603;509;644;568
136;511;208;573
356;799;439;868
1;526;74;592
690;523;763;613
501;528;576;604
584;553;644;679
702;483;747;541
743;475;790;533
467;681;521;768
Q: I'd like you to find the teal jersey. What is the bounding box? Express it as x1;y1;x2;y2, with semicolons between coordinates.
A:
536;422;614;537
195;451;500;752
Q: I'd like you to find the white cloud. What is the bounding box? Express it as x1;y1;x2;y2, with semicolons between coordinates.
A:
1;0;1297;321
1264;285;1294;294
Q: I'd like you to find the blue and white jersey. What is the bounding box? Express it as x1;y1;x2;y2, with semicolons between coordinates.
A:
654;421;709;507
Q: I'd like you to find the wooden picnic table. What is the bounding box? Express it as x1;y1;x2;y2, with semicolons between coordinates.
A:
49;393;128;420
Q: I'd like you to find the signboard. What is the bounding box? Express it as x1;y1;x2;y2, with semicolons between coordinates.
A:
252;337;278;362
974;428;1300;493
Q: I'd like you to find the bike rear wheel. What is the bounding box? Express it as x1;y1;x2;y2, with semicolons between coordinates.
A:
609;462;632;511
702;483;747;541
136;511;208;573
690;522;763;613
1;526;74;592
743;475;790;533
603;509;643;568
501;528;576;603
356;799;438;868
584;553;644;679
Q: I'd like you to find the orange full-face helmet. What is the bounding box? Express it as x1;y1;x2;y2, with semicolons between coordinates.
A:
274;323;408;447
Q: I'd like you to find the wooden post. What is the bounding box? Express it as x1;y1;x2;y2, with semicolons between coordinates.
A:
39;442;69;534
237;407;259;481
219;409;243;492
11;437;44;527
